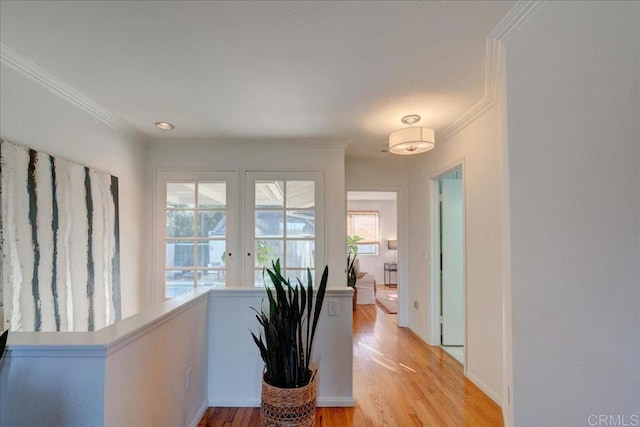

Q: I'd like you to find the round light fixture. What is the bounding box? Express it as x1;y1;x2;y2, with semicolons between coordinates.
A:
154;121;174;130
388;115;435;155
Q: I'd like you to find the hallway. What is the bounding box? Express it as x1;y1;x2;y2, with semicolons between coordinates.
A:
200;305;502;426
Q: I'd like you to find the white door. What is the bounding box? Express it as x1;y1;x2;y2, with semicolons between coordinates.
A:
441;177;464;346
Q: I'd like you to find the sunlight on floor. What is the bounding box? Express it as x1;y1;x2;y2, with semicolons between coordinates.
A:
358;342;416;373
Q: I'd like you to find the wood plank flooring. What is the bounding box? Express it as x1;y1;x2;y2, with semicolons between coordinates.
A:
199;304;503;426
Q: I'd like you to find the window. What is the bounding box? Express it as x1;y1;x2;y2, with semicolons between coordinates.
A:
155;170;323;298
246;172;324;286
156;172;236;299
347;211;379;255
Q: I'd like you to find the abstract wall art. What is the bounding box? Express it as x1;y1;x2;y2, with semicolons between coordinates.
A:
0;140;121;332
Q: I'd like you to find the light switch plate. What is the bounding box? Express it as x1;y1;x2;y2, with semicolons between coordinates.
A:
328;300;338;316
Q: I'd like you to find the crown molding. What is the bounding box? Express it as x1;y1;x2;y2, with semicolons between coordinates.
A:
146;137;351;150
437;1;544;144
488;0;546;42
0;43;141;139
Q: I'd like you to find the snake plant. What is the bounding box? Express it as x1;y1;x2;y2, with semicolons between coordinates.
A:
251;259;328;388
0;329;8;362
347;252;358;288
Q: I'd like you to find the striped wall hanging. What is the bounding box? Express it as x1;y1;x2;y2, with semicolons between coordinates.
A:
0;140;121;332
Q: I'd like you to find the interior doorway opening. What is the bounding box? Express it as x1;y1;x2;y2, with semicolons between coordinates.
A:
347;191;399;322
433;167;465;365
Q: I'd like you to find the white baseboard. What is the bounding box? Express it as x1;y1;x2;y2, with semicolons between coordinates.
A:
317;396;356;407
189;400;209;427
465;370;502;406
209;398;261;407
208;396;356;408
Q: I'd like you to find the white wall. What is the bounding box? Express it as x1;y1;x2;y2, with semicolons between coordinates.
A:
207;288;354;407
346;161;409;190
0;290;209;427
503;2;640;426
0;351;105;426
0;62;148;318
407;103;504;404
104;295;209;427
146;141;347;298
346;199;397;283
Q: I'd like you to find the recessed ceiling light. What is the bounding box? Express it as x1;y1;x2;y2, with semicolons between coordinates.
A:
154;121;174;130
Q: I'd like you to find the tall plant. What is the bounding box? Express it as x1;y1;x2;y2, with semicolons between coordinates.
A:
0;329;8;362
251;259;329;388
347;252;358;288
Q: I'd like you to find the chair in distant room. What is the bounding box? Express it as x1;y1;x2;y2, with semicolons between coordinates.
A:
353;258;376;305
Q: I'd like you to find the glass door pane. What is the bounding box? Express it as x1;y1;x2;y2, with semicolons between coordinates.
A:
160;175;233;299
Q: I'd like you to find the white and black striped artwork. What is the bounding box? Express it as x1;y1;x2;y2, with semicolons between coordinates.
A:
0;140;121;332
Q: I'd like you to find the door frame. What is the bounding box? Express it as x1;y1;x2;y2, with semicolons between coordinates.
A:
429;158;467;368
346;185;408;327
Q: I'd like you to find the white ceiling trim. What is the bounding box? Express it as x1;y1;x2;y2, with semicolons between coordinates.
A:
0;43;140;139
488;0;546;42
437;1;544;144
147;138;351;150
436;40;503;143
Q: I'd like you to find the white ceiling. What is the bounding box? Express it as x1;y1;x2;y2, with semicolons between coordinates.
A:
0;1;514;161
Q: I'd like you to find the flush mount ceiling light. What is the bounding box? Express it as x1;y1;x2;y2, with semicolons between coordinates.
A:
154;121;174;130
388;114;435;155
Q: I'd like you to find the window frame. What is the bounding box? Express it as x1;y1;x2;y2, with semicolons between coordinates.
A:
155;171;237;300
245;171;325;287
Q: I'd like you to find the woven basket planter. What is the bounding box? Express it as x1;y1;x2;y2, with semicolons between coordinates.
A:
260;371;317;427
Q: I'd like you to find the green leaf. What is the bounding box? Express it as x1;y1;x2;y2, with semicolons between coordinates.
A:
307;266;328;368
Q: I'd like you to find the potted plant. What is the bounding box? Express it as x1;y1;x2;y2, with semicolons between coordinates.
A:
347;235;362;311
251;259;329;427
0;329;7;362
347;252;358;311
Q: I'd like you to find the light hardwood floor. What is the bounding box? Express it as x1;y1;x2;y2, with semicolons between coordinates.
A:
199;304;503;426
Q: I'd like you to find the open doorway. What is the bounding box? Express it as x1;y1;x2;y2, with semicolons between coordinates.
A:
433;167;465;364
347;191;398;322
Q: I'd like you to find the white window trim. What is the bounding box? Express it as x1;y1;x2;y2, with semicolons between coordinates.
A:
154;170;237;301
244;171;325;287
